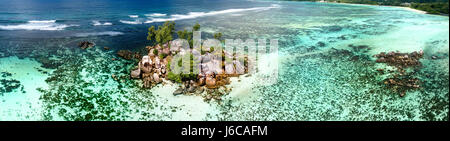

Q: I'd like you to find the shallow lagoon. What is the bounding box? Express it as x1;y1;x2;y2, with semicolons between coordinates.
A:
0;1;448;121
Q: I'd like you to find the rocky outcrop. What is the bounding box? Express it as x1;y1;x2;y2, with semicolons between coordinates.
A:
130;45;170;88
130;68;141;79
78;41;95;49
173;87;184;96
205;73;216;88
170;40;183;53
130;42;249;101
117;50;141;60
142;73;152;88
139;58;168;88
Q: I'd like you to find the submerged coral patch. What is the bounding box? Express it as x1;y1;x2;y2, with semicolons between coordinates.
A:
374;51;424;97
214;48;448;120
0;71;24;95
0;79;22;95
1;72;12;77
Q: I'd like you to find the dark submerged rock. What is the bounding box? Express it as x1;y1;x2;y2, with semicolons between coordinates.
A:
117;50;141;60
173;87;184;96
374;50;423;68
78;41;95;49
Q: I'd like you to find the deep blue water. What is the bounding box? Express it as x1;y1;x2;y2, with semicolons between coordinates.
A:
0;0;273;52
0;0;263;23
0;0;368;55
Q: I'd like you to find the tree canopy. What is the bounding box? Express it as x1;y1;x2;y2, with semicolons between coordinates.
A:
176;23;201;48
213;32;223;40
147;21;176;46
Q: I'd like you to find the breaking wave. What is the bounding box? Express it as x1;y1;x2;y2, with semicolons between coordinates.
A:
74;31;124;37
0;20;76;31
144;4;281;23
119;20;142;25
145;13;167;17
28;20;57;23
92;20;112;26
129;15;139;18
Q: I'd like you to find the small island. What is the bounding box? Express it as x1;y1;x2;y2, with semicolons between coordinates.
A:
117;22;249;102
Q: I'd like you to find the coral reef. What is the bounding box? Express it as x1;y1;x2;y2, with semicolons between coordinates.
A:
37;47;167;121
214;46;448;121
0;79;22;94
1;72;12;77
0;72;24;95
374;51;424;97
374;51;423;68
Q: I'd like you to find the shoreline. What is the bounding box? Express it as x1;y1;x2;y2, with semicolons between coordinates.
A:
318;1;427;14
387;5;427;14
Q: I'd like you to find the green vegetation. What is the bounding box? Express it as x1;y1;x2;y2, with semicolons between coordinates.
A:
153;48;158;55
286;0;449;15
167;71;198;83
213;32;223;41
159;53;168;59
177;23;201;48
172;53;200;82
167;55;197;83
177;58;183;67
167;71;182;83
193;23;201;31
333;0;378;5
147;21;176;46
411;2;449;14
201;49;207;55
149;22;227;83
163;23;207;83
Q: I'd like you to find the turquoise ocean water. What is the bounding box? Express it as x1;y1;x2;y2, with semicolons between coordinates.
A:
0;0;448;120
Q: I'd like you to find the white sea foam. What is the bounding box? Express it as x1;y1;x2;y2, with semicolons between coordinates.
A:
74;31;124;37
129;15;139;18
119;20;142;25
230;13;244;16
0;20;76;31
28;20;57;23
145;13;167;17
144;4;281;23
92;20;112;26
